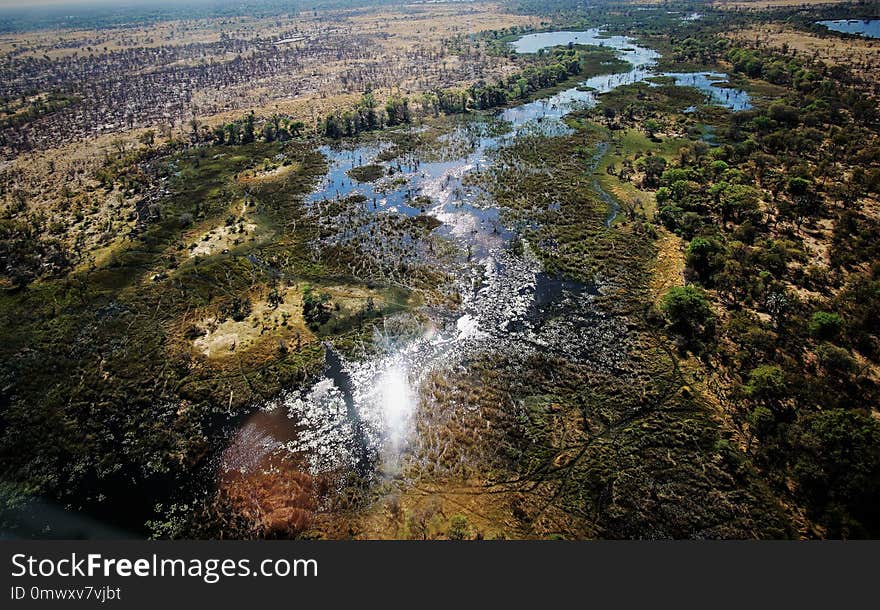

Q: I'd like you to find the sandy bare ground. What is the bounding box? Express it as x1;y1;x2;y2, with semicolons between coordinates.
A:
192;286;314;359
190;283;387;359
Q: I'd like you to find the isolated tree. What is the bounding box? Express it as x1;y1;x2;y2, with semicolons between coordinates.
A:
242;112;255;144
660;285;715;352
138;129;155;147
637;155;667;189
686;236;724;285
746;405;776;453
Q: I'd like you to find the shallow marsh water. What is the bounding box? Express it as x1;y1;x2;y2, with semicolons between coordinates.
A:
658;72;751;111
224;29;752;492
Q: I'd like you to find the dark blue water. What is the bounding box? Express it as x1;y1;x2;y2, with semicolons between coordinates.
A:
818;19;880;39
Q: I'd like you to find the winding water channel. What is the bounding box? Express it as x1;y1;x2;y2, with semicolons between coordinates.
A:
225;29;751;484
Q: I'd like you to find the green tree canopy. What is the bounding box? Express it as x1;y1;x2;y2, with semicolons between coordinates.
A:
660;285;715;351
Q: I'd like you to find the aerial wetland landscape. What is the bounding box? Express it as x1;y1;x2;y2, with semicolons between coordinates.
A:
0;0;879;540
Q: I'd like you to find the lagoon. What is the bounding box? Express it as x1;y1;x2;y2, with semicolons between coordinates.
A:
818;19;880;39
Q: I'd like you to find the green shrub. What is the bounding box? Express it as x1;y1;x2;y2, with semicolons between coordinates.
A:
809;311;844;341
816;343;856;377
219;296;252;322
447;515;471;540
302;286;332;330
744;365;787;405
686;237;724;285
793;409;880;536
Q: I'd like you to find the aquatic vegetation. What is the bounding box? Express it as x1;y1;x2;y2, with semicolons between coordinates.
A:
347;164;385;183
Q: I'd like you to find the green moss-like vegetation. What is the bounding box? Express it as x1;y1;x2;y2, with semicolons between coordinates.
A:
419;92;794;539
0;138;410;535
347;164;385;183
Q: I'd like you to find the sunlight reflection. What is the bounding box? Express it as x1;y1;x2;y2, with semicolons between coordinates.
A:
380;361;415;446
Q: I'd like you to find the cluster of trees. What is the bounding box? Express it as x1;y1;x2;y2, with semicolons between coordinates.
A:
659;284;715;354
258;115;305;143
0;216;72;288
321;47;599;138
0;92;75;131
472;47;585;107
322;92;410;138
301;285;332;330
211;113;255;145
219;296;252;323
645;40;880;536
211;112;306;145
194;45;617;144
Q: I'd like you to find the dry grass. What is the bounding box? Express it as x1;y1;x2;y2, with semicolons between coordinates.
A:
187;199;258;258
236;161;302;184
2;3;536;262
350;3;537;44
713;0;855;9
347;482;518;540
0;14;315;59
727;24;880;85
649;228;686;305
192;3;535;125
188;220;259;258
188;283;386;359
191;286;315;359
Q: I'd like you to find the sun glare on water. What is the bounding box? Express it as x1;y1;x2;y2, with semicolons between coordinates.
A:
379;361;415;447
